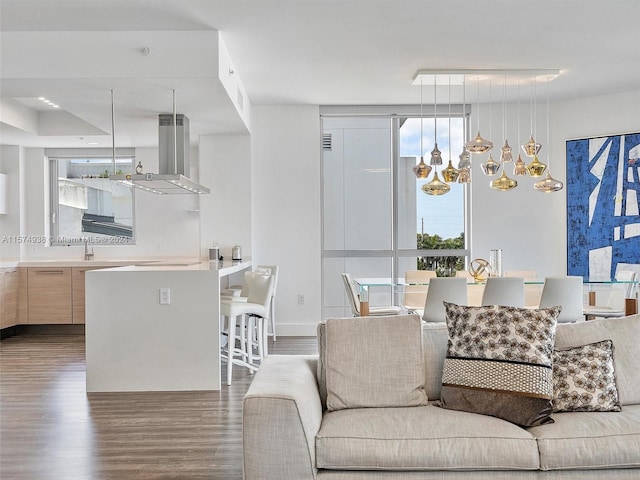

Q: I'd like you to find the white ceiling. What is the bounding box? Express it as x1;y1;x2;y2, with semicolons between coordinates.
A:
1;0;639;148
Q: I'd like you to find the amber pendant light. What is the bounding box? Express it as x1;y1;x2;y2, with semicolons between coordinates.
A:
422;170;450;195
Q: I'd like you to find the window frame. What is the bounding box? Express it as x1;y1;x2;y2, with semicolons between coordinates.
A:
320;106;471;317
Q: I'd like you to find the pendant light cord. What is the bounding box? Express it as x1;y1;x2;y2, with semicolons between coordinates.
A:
546;78;551;168
517;80;521;142
448;76;452;162
434;79;438;145
420;78;424;157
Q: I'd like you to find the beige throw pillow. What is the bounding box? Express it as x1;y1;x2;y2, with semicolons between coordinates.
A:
324;314;428;411
552;339;621;412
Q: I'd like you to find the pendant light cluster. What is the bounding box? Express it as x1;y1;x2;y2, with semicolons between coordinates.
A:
412;69;563;195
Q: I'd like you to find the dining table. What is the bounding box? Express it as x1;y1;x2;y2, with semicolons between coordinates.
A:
353;276;639;318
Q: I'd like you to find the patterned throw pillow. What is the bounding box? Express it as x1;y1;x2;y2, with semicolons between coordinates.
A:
552;339;621;412
439;302;561;427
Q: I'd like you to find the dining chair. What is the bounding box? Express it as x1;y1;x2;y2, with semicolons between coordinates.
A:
481;277;525;307
505;270;541;307
538;276;584;323
220;270;275;385
403;270;437;315
341;273;403;316
422;277;468;323
583;271;637;319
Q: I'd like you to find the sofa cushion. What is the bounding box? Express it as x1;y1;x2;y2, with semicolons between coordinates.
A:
528;403;640;470
323;314;428;411
555;314;640;405
316;405;540;471
552;339;621;412
439;302;560;427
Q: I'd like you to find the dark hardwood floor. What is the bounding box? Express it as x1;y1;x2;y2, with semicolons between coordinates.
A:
0;332;318;480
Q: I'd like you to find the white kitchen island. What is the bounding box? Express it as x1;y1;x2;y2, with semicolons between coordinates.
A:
85;259;251;392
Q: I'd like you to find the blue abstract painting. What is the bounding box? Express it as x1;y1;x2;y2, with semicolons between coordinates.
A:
566;132;640;279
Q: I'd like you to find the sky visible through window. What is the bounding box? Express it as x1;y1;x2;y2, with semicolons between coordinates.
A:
400;117;465;240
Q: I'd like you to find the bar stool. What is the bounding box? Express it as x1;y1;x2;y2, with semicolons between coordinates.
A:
220;271;275;385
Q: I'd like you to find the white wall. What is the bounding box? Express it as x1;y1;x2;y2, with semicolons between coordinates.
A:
198;134;252;260
251;106;322;336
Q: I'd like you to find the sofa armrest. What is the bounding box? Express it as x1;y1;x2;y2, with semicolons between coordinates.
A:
243;355;322;480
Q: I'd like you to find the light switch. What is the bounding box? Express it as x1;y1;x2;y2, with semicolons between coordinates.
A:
159;287;171;305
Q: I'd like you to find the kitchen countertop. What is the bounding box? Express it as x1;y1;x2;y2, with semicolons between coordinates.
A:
96;258;252;276
13;259;205;268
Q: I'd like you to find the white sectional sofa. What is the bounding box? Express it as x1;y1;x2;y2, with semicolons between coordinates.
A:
243;314;640;479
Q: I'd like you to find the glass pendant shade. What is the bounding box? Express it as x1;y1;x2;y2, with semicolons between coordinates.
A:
458;148;471;169
457;167;471;183
500;139;513;162
465;131;493;153
522;135;542;157
481;153;501;176
422;170;450;195
490;170;518;191
513;153;527;176
442;159;460;183
430;143;443;165
413;156;432;179
534;171;564;192
525;154;547;177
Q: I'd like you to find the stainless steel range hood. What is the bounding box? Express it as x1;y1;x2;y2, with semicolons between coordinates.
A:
111;91;210;195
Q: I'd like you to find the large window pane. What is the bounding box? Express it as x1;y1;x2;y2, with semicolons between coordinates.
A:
397;117;465;249
50;156;134;245
322;118;392;251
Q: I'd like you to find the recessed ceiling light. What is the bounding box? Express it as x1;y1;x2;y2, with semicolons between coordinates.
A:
37;97;61;108
87;142;99;145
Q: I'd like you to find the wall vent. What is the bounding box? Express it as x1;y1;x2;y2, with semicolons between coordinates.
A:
322;133;332;151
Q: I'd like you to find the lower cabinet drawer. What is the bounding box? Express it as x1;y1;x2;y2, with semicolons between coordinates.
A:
27;267;72;324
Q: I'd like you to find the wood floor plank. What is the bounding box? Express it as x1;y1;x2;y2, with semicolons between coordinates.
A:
0;333;318;479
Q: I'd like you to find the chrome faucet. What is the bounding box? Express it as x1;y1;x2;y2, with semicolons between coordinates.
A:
84;238;94;261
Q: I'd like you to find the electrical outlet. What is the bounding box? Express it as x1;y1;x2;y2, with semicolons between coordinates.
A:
297;294;304;305
159;288;171;305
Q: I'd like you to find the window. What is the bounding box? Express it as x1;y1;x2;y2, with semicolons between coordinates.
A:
321;109;469;318
48;151;135;245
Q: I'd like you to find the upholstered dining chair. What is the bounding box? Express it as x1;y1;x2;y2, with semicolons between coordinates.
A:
341;273;403;317
220;270;275;385
538;276;584;323
481;277;525;307
403;270;437;315
422;277;468;323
